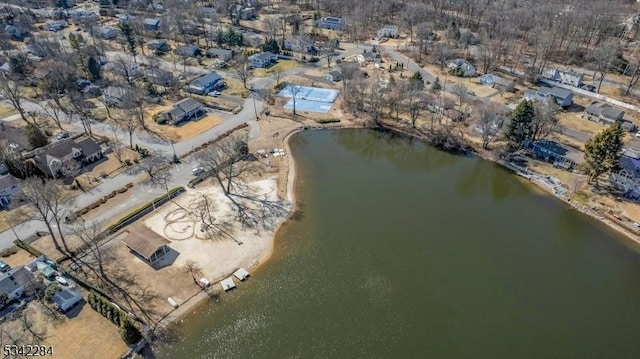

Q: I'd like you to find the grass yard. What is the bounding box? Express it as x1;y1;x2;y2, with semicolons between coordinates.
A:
225;77;250;97
253;60;300;77
75;148;139;189
34;301;129;359
0;105;17;119
0;205;32;232
147;114;223;141
558;111;606;137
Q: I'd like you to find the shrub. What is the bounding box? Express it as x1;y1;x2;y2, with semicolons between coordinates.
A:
44;283;60;303
0;246;19;257
316;118;340;124
120;319;142;345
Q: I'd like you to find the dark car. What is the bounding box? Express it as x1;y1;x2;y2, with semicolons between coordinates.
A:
0;260;10;273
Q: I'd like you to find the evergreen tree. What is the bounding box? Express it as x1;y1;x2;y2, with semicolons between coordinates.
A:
120;318;142;345
429;77;441;93
583;121;624;184
262;38;280;54
504;100;535;151
26;123;48;148
87;57;102;81
409;71;424;90
118;22;137;62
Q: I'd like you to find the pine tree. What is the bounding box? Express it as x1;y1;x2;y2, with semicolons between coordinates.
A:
429;77;441;93
118;22;137;62
87;57;102;81
504;100;535;151
25;123;48;148
583;121;624;184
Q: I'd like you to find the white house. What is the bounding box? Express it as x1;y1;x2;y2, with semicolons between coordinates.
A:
610;154;640;199
315;17;345;30
447;58;476;77
543;68;583;87
377;25;398;39
250;52;278;68
188;72;224;95
0;174;20;207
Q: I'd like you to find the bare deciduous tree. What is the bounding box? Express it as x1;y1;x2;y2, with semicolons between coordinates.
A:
476;101;507;149
234;55;252;89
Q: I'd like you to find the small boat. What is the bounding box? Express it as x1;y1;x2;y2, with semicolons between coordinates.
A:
220;277;236;291
168;297;178;308
233;268;250;281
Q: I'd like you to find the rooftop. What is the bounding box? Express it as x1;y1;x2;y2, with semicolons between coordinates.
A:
537;86;572;99
191;72;222;87
121;226;171;260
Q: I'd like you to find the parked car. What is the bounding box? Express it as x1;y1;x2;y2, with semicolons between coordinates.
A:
55;276;69;286
207;91;221;97
192;167;205;176
56;132;70;140
0;260;10;273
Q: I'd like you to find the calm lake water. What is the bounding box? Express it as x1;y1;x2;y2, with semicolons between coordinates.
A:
157;129;640;359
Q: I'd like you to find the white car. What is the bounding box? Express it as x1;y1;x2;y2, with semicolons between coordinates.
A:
207;91;221;97
192;167;205;176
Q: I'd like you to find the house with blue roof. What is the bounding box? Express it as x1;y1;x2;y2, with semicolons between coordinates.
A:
524;86;573;108
529;139;583;171
188;72;224;94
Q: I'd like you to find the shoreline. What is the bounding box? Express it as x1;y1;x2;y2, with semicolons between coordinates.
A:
152;124;640;345
151;127;304;336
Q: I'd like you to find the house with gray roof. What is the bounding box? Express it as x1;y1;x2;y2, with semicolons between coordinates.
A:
544;68;583;87
175;44;200;58
324;69;343;82
188;72;223;94
447;58;476;77
611;154;640;199
144;18;161;31
0;174;20;208
524;86;573;108
102;86;135;108
583;102;625;125
144;68;176;87
147;39;170;54
33;136;104;178
206;48;234;62
480;73;515;92
98;26;117;40
314;16;345;30
250;52;278;68
0;266;34;301
165;98;205;125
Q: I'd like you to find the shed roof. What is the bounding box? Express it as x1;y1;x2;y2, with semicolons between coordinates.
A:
121;226;170;260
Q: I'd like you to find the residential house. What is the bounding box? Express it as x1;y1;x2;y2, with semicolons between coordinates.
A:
324;69;343;82
240;7;256;20
165;98;205;124
610;151;640;199
122;226;171;267
544;68;583;87
53;288;83;313
447;58;476;77
524;86;573;108
70;10;99;23
206;48;234;62
622;120;638;132
36;262;54;280
102;86;135;108
33;136;104;178
377;25;398;39
0;266;34;301
4;25;29;41
98;26;117;40
315;16;345;30
529;139;583;170
250;52;278;68
144;68;176;87
42;20;68;32
188;72;224;95
144;18;161;31
284;35;314;53
362;50;378;63
583;102;624;125
479;73;515;92
175;44;200;58
147;39;170;54
0;174;20;207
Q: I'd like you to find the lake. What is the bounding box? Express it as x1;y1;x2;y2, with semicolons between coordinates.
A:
157;129;640;359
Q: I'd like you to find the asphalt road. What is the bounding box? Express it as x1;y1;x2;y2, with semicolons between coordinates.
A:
0;48;365;250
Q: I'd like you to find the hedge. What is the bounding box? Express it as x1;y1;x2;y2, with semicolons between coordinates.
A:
14;239;43;258
106;186;186;234
316;118;341;124
88;291;143;345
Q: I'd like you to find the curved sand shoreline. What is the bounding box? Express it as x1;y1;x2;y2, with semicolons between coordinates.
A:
155;125;640;338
